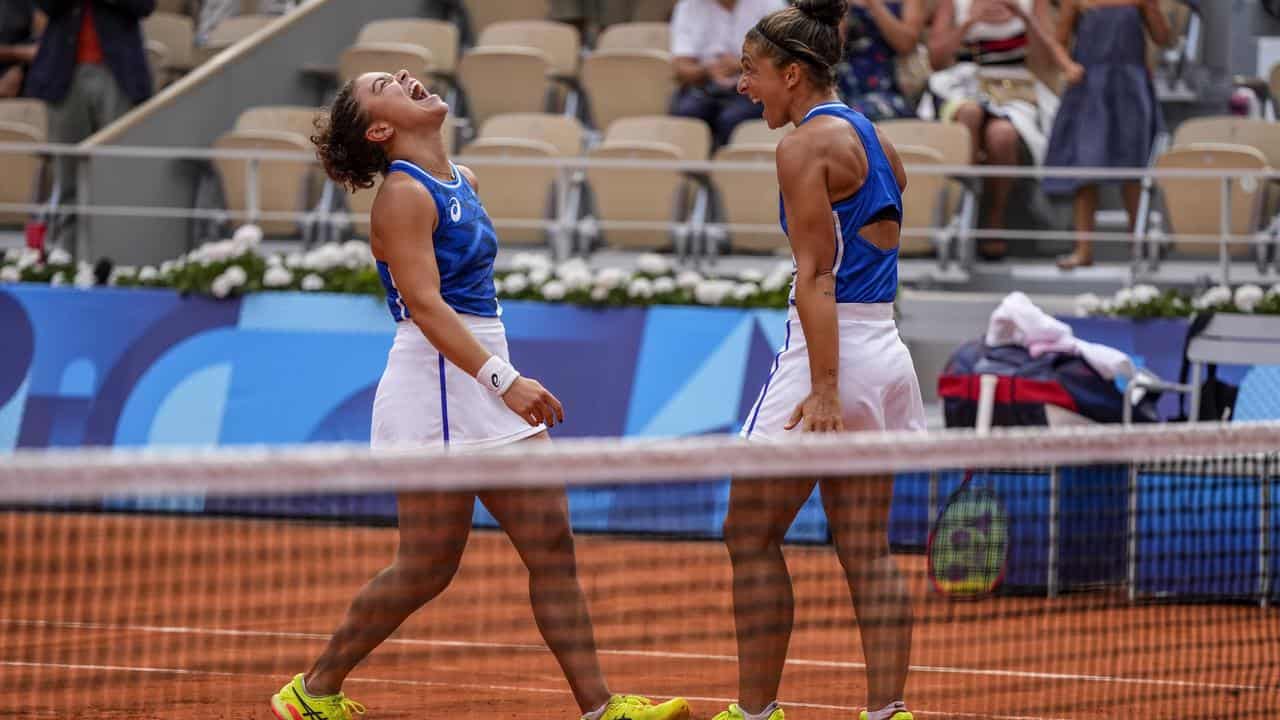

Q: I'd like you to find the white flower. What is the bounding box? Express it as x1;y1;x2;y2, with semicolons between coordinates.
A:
159;260;176;275
492;276;505;294
731;282;759;302
1100;299;1115;314
263;266;293;288
528;267;551;286
74;265;95;289
1194;285;1232;310
204;240;237;264
590;286;609;302
555;258;593;290
300;273;325;292
653;276;676;294
342;240;372;269
232;224;263;250
304;243;345;271
503;273;529;294
676;270;703;290
594;267;628;291
222;265;248;288
15;248;40;270
138;266;159;282
694;279;734;306
0;265;19;283
627;277;654;299
636;253;671;275
210;275;233;299
47;248;72;266
1131;284;1160;304
1267;284;1280;299
50;272;66;286
540;280;567;301
737;268;765;283
1074;293;1102;317
512;252;552;272
762;271;791;293
3;247;20;261
1114;287;1135;307
1234;284;1264;313
285;252;305;269
267;253;283;267
111;266;137;284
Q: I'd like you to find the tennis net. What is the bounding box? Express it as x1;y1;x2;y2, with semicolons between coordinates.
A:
1;422;1277;719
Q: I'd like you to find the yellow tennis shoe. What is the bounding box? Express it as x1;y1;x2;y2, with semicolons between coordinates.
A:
270;674;366;720
711;703;785;720
859;712;913;720
589;694;691;720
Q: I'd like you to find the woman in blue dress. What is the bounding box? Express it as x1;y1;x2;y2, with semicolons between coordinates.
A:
1046;0;1170;269
836;0;926;120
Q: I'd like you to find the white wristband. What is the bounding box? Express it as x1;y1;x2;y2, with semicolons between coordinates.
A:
477;355;520;396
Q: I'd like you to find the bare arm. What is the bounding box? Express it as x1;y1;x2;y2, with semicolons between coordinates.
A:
0;46;36;64
1139;0;1172;48
1055;0;1079;49
1003;0;1080;77
865;0;927;57
777;132;844;433
927;0;971;70
674;56;709;86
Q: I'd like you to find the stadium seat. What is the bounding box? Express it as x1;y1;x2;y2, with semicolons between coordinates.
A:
155;0;190;15
581;50;675;130
357;19;459;77
893;145;948;257
338;44;433;86
458;47;552;127
585;141;692;252
879;119;976;266
195;15;277;65
604;116;710;162
1152;143;1269;260
595;22;670;53
710;144;783;253
461;0;551;37
0;100;48;227
213;131;318;239
143;12;196;84
234;106;319;140
478;21;579;79
630;0;678;22
478;113;584;157
727;119;790;148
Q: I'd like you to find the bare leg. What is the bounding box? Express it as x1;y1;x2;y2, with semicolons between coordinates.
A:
722;477;819;714
950;101;986;165
820;475;912;711
980;118;1021;258
479;434;611;713
1121;181;1142;233
305;491;475;695
1059;184;1099;269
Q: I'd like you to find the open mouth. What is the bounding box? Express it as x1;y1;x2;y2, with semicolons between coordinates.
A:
409;80;429;102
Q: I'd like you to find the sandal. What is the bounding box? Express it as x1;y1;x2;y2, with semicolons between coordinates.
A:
1055;251;1094;270
977;239;1008;262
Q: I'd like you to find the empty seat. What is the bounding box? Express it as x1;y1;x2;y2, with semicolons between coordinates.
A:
711;144;783;253
586;141;689;250
196;14;277;64
458;47;552;127
143;12;195;82
581;50;675;130
478;21;579;79
893;145;947;256
1154;143;1269;259
462;0;551;37
156;0;191;15
234;106;319;141
213;131;316;238
878;119;976;261
0;100;48;226
478;112;584;156
596;22;670;52
727;119;790;148
604;115;710;161
338;43;433;85
357;19;459;76
1173;116;1280;228
630;0;678;22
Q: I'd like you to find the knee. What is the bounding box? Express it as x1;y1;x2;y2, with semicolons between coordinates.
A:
393;552;463;602
723;513;782;563
521;525;579;578
983;120;1020;164
832;533;891;578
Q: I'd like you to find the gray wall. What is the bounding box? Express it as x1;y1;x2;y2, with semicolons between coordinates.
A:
1202;0;1280;79
83;0;442;266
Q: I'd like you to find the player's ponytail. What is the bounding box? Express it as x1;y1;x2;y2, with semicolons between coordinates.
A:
312;80;391;192
746;0;847;88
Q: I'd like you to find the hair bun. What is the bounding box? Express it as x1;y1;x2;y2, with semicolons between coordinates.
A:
793;0;846;27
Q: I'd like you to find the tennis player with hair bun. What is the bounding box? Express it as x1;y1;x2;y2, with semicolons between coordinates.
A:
723;1;926;719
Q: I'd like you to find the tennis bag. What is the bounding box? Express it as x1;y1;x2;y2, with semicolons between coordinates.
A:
938;340;1160;428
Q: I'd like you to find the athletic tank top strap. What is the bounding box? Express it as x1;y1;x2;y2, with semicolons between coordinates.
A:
375;159;501;322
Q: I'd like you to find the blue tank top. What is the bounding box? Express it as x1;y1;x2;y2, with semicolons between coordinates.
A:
779;101;902;305
376;159;501;321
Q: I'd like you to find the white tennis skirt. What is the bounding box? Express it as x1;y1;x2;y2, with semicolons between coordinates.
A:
371;317;546;450
742;303;927;440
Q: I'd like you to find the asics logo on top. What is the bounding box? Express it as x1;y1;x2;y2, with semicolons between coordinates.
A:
292;689;326;720
448;197;462;223
491;373;500;388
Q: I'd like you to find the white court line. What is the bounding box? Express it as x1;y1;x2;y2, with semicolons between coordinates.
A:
0;660;1066;720
1;617;1265;695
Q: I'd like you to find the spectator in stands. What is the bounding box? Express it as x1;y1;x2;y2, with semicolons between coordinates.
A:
0;1;42;98
551;0;633;43
27;0;155;200
1046;0;1169;270
670;0;785;147
835;0;926;121
926;0;1079;261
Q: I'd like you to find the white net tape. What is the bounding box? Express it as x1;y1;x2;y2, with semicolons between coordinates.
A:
2;421;1278;503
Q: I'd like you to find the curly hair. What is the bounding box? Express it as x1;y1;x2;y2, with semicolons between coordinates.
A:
311;80;390;192
747;0;848;88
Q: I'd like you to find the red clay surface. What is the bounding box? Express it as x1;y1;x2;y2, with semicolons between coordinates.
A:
1;512;1277;719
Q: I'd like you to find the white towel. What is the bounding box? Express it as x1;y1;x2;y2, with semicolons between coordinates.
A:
985;292;1135;381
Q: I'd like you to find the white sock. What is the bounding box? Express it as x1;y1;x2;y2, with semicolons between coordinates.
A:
867;701;909;720
741;701;779;720
581;699;610;720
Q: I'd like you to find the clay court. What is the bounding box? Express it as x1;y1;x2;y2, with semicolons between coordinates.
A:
2;511;1277;719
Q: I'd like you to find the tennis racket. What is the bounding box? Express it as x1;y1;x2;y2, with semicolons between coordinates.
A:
927;374;1011;597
